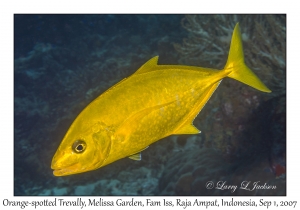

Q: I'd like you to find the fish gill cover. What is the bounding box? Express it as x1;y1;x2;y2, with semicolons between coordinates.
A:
14;14;285;195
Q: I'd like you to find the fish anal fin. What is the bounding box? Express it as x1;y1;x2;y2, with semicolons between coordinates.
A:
178;81;222;133
173;124;201;135
134;56;159;75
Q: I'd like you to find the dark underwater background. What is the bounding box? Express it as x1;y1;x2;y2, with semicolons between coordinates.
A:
14;14;286;195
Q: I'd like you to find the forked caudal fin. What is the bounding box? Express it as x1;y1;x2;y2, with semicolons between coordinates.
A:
224;23;271;93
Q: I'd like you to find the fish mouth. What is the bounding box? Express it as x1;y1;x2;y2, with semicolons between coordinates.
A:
51;163;80;176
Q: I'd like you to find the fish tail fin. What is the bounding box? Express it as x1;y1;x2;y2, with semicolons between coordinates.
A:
223;23;271;93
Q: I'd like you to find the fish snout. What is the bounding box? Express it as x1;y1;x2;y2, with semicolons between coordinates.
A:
51;150;80;176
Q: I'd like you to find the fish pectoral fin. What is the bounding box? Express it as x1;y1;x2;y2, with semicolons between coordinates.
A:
128;152;142;161
116;101;174;137
173;124;201;135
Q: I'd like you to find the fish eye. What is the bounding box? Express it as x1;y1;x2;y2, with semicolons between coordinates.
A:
72;139;86;153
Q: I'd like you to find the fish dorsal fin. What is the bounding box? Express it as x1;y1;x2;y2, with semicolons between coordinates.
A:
95;57;159;98
128;146;149;161
134;56;159;75
173;124;201;135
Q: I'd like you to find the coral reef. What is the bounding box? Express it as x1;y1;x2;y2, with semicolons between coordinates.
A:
34;166;160;195
174;15;286;95
159;148;285;195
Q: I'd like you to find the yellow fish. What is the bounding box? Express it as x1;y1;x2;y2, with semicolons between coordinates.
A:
51;23;271;176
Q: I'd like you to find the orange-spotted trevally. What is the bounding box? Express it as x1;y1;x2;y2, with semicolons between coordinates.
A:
51;23;271;176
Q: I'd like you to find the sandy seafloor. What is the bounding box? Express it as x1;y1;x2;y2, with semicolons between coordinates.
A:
14;14;286;196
